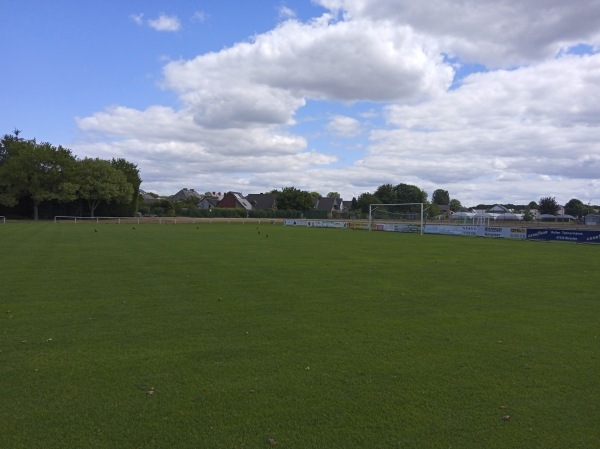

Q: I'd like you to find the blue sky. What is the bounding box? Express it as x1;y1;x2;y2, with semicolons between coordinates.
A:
2;0;599;206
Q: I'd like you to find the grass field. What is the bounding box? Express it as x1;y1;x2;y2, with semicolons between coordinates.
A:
1;222;599;448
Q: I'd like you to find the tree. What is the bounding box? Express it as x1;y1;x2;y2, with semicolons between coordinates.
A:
394;183;427;204
564;198;590;218
0;135;78;220
449;199;462;212
356;192;380;213
327;192;340;198
108;158;142;216
374;184;397;204
427;203;441;218
432;189;450;205
77;158;133;217
538;196;560;215
273;187;314;211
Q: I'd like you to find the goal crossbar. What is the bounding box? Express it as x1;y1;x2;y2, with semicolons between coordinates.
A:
368;203;424;234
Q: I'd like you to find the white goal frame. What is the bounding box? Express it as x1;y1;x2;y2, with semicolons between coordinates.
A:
368;203;424;235
0;216;5;224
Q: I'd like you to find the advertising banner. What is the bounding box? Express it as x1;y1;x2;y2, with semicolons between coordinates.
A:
284;220;597;244
374;223;420;233
526;228;600;244
424;225;467;236
283;219;347;229
424;225;526;239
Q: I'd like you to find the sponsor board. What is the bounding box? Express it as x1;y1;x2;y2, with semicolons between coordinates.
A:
349;222;370;230
526;228;600;244
424;225;463;236
375;223;420;233
284;220;596;244
283;219;347;229
424;225;525;239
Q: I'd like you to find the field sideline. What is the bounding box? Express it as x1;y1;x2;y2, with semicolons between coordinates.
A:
1;222;599;448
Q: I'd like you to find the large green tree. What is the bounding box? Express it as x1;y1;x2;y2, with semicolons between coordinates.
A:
449;199;462;212
0;134;78;220
107;158;142;216
272;187;314;211
394;183;427;204
426;203;441;218
564;198;591;218
539;196;560;215
374;183;397;204
432;189;450;205
356;192;380;213
77;158;133;217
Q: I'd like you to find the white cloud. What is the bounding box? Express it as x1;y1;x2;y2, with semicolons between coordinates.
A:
131;13;144;26
327;115;361;137
131;12;182;32
147;14;181;32
315;0;600;66
355;53;600;204
191;11;206;23
162;17;453;106
278;5;296;20
81;2;600;205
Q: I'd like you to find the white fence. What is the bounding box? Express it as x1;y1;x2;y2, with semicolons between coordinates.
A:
54;216;280;225
54;216;180;224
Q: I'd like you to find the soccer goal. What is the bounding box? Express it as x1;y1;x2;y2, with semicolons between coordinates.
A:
368;203;424;234
0;216;5;224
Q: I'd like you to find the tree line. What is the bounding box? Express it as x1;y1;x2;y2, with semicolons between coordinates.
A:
4;130;594;220
142;183;596;220
0;131;141;220
266;186;595;220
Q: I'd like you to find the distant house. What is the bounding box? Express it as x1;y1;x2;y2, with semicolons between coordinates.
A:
171;188;202;202
139;189;159;203
342;200;353;211
197;196;220;210
438;205;452;219
314;197;344;217
246;193;277;210
217;192;253;211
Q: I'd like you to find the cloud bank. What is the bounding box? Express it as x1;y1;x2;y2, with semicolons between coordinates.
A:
79;0;600;205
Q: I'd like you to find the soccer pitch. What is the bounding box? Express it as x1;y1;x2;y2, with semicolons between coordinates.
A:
1;222;599;448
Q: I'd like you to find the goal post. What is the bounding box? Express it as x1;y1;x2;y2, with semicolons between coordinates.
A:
368;203;424;234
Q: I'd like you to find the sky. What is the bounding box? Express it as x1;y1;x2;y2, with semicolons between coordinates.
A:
2;0;600;207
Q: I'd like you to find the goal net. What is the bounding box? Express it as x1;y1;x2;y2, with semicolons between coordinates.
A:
368;203;424;234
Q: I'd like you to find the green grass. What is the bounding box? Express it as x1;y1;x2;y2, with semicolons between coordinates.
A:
1;222;599;448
